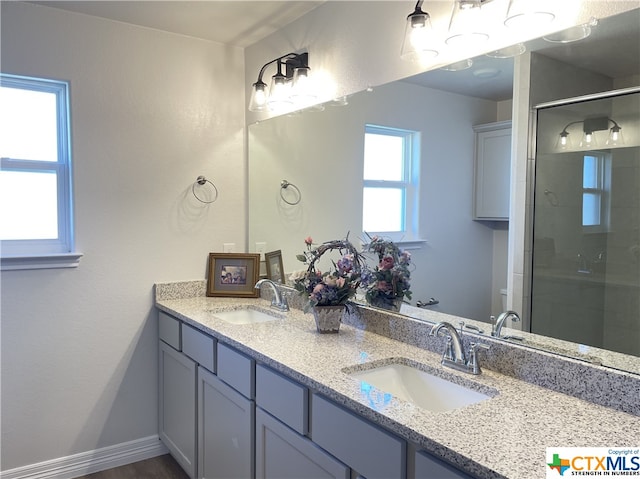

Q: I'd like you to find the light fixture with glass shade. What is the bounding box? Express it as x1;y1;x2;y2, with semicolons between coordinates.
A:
248;52;315;112
557;117;623;151
446;0;490;46
504;0;555;30
544;17;598;44
401;0;438;61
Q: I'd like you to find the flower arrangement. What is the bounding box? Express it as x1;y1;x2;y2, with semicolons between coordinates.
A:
362;235;412;310
290;235;366;312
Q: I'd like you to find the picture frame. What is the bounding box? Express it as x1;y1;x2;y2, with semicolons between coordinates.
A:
206;253;260;297
265;250;285;284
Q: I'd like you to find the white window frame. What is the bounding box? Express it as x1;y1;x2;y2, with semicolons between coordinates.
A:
362;124;422;245
1;73;81;270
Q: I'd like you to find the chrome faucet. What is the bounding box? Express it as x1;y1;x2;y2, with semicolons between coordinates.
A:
430;322;466;365
429;322;490;375
491;310;521;337
254;279;289;312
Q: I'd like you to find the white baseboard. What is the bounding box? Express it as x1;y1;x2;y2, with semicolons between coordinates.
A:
0;435;169;479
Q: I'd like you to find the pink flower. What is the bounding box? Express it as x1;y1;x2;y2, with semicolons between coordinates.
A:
313;283;325;294
304;236;313;246
336;277;346;288
379;256;395;270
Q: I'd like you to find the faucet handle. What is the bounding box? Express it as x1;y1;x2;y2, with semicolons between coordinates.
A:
467;342;490;375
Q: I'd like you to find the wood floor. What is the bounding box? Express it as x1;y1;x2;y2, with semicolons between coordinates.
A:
76;454;189;479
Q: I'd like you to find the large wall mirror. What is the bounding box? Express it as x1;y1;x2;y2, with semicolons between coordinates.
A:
248;9;640;374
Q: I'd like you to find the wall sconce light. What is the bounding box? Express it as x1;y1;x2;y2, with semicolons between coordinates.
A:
446;0;490;46
248;52;315;112
401;0;438;61
557;117;623;150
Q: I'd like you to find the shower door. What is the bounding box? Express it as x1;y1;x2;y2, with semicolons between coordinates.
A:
530;88;640;356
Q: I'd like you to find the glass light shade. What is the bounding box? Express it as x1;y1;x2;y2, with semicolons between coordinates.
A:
579;131;598;149
556;131;572;151
446;0;488;46
485;43;526;58
248;81;268;112
504;0;554;30
606;126;624;147
440;58;473;71
290;66;316;103
267;73;293;111
544;23;592;43
400;10;438;61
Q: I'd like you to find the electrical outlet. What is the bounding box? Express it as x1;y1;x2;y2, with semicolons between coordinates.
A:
255;242;267;259
223;243;235;253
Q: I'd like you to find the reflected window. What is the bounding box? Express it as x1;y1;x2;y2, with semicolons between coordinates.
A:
582;153;609;229
362;125;420;240
0;74;74;257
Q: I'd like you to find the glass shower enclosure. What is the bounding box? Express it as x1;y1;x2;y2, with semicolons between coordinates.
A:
531;88;639;357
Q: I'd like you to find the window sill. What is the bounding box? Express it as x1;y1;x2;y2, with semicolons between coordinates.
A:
360;237;427;250
1;253;83;271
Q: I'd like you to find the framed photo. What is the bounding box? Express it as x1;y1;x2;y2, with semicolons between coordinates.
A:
265;250;285;284
207;253;260;297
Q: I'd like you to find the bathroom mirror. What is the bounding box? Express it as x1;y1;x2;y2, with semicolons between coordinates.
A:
248;9;640;374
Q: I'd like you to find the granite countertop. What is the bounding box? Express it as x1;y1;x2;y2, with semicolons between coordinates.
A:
155;295;640;479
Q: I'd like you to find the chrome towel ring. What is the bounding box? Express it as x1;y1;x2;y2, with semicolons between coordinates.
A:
192;175;219;204
280;179;301;205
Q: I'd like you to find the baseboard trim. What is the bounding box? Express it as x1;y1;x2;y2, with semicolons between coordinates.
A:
0;435;169;479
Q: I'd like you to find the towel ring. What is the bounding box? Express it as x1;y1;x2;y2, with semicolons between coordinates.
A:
280;180;301;205
192;176;218;204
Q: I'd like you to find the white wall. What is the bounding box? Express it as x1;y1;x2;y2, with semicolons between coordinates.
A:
0;2;245;471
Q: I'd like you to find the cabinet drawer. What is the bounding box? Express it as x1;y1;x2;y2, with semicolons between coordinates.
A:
256;364;308;435
311;394;406;479
415;450;475;478
158;311;181;350
217;342;255;399
182;324;216;373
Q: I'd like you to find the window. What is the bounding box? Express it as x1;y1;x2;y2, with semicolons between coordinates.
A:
363;125;420;242
582;153;610;230
0;73;79;269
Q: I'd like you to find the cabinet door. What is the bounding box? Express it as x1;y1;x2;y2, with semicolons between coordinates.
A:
473;122;512;220
198;367;254;479
159;341;197;479
414;450;476;479
256;408;349;479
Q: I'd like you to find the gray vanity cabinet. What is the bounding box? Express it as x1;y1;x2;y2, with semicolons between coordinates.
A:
255;364;349;479
413;450;476;479
158;339;197;479
198;366;254;479
255;408;349;479
311;393;407;479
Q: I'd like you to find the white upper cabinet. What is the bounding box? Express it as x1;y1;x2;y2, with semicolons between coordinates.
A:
473;121;512;221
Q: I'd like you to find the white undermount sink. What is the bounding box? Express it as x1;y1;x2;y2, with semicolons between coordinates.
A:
210;307;282;325
347;361;493;412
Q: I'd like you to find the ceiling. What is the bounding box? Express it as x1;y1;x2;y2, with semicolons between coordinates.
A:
26;2;640;101
28;1;325;47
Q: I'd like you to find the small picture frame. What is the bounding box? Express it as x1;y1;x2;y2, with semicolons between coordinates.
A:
265;250;285;284
207;253;260;297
